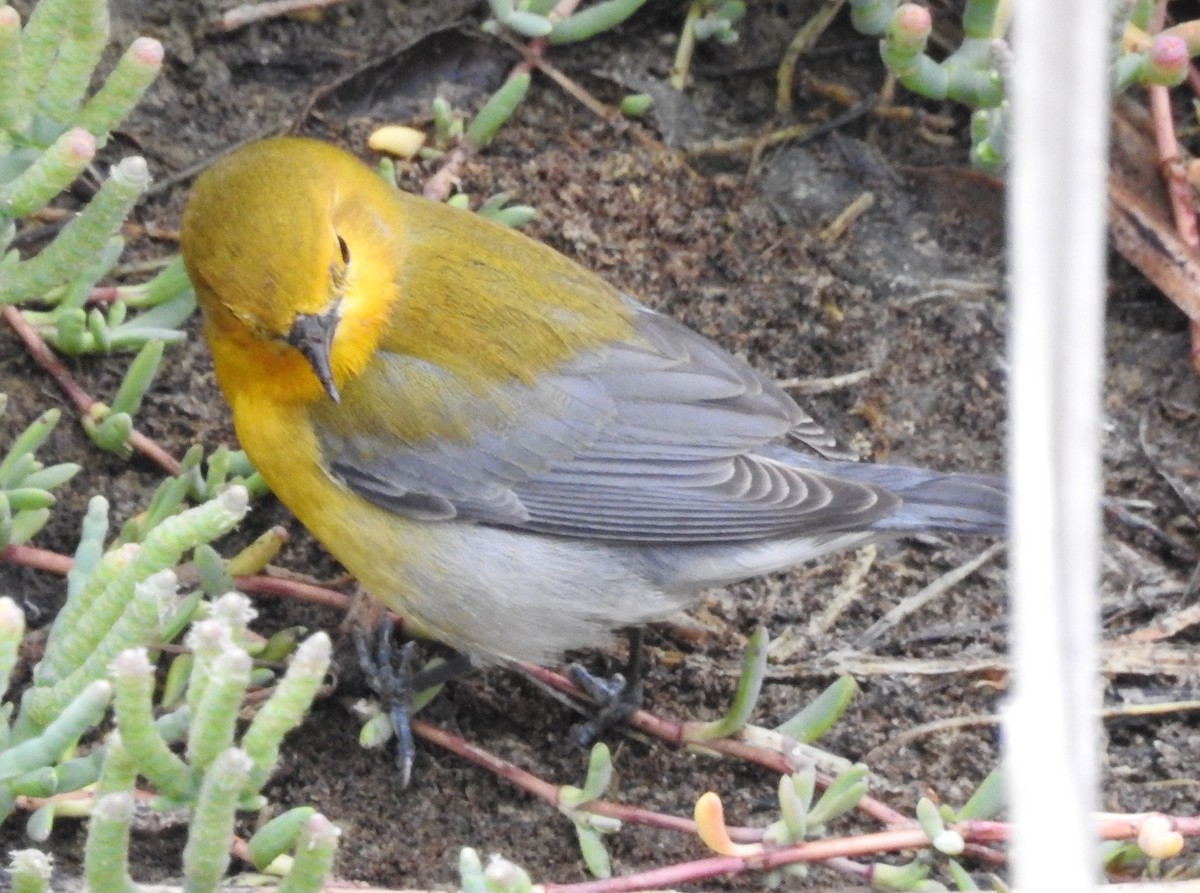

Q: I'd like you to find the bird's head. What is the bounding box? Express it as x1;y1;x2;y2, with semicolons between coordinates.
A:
180;137;393;403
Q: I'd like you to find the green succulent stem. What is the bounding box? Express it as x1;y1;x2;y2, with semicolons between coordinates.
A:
548;0;648;44
9;850;52;893
849;0;896;36
686;626;767;742
94;734;140;796
30;488;249;726
1;155;150;304
460;848;486;893
22;570;174;728
961;0;1003;38
185;646;251;776
952;767;1005;821
0;597;25;696
108;339;163;417
466;73;531;149
242;632;331;792
116;255;191;308
775;675;857;743
0;7;22;131
276;814;340;893
74;36;163;144
880;4;1004;108
84;792;138;893
0;126;94;219
41;498;116;681
0;407;58;482
248;807;317;871
110;648;193;800
0;680;112;777
33;0;109;127
806;763;869;828
182;748;252;893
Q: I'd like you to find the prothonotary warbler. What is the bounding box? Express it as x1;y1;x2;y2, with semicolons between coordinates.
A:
180;136;1005;669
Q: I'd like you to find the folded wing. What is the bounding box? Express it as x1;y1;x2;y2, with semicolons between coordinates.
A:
313;305;900;543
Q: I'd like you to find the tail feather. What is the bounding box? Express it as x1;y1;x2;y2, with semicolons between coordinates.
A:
775;452;1007;537
869;470;1007;537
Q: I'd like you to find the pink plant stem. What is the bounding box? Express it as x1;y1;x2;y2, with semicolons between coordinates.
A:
1;306;181;474
519;660;912;829
0;543;72;574
1145;83;1200;373
411;718;764;842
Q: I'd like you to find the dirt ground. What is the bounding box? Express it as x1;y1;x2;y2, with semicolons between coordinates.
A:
0;0;1196;888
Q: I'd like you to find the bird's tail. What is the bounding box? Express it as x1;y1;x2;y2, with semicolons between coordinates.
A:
779;452;1008;537
869;467;1007;536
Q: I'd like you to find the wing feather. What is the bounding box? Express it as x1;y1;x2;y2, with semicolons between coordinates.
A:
313;304;897;542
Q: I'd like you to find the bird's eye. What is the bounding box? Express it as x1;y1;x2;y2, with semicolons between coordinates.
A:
336;234;350;265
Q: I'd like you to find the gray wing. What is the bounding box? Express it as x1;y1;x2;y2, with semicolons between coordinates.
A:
314;305;898;543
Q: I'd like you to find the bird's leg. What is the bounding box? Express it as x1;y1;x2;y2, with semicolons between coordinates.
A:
567;628;645;746
353;617;474;787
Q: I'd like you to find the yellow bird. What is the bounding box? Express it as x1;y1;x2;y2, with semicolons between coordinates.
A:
180;136;1004;669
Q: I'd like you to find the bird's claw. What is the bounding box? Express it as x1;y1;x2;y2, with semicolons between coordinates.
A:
354;618;417;787
567;664;644;746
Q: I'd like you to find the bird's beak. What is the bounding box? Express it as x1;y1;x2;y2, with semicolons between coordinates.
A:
287;303;341;403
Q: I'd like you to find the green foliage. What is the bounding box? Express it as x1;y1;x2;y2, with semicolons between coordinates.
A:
619;93;654;117
484;0;648;45
0;0;194;460
466;73;532;150
690;0;743;45
21;489;250;732
0;485;336;892
115;443;266;545
0;396;79;547
558;743;621;877
775;675;858;743
848;1;1194;171
687;626;768;742
476;192;537;228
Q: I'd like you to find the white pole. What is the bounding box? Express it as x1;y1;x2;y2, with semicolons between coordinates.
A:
1006;0;1107;887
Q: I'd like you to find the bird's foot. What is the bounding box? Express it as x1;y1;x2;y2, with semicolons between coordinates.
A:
354;618;419;786
566;628;646;746
353;617;472;787
566;665;643;746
